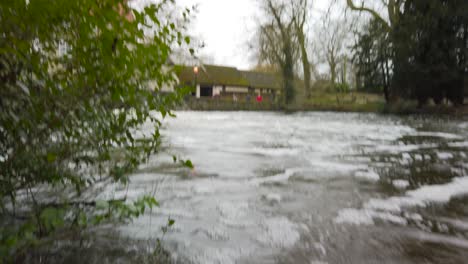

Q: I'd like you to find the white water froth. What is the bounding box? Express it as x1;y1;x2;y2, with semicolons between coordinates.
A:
392;180;410;189
436;152;454;160
181;246;252;264
415;131;462;140
407;231;468;249
354;170;380;181
256;217;302;248
250;168;301;185
448;141;468;148
335;176;468;225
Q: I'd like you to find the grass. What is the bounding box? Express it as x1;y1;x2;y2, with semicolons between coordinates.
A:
301;92;385;112
381;100;468;115
181;92;468;115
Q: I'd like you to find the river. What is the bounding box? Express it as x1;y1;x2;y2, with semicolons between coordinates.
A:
111;111;468;263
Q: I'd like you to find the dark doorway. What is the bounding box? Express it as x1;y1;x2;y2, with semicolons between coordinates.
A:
200;86;213;97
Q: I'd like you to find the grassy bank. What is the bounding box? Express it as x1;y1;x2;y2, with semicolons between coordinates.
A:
181;92;468;116
381;100;468;115
181;92;385;112
301;92;385;112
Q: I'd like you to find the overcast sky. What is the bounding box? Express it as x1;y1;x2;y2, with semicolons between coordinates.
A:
175;0;260;70
175;0;336;70
132;0;349;70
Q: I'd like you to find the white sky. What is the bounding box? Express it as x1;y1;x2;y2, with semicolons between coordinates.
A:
177;0;260;70
179;0;338;70
134;0;349;70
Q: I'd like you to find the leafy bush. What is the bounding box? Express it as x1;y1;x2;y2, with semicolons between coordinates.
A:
0;0;191;260
334;82;350;93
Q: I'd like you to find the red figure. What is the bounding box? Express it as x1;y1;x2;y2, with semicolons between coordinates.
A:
256;94;263;102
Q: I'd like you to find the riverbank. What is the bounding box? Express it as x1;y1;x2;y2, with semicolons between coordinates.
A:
180;92;468;116
381;100;468;116
181;92;385;112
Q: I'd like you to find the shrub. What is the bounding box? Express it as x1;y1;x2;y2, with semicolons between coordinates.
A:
0;0;191;260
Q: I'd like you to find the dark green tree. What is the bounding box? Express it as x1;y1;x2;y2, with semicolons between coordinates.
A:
348;0;468;105
395;0;468;105
352;18;392;99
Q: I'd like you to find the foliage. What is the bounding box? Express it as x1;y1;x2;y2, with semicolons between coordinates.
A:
393;0;468;105
255;0;301;106
0;0;191;260
349;0;468;105
352;18;391;95
333;82;350;93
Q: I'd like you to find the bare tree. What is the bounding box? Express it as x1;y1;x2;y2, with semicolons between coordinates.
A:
292;0;312;97
254;0;315;105
317;16;348;86
311;1;359;90
346;0;403;31
257;0;297;105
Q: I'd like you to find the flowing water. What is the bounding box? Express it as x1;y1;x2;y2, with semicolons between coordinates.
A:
112;111;468;263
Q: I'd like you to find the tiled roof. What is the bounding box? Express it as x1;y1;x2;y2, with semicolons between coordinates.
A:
176;64;282;90
240;70;282;90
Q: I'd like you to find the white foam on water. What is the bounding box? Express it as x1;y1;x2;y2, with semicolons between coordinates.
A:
256;217;301;248
217;201;249;220
407;231;468;249
158;208;197;219
335;208;408;226
354;170;380;181
202;226;230;241
416;131;462;140
374;143;438;154
188;179;249;195
335;208;374;225
250;168;301;185
185;246;251;264
393;180;410;189
262;193;281;204
448;141;468;148
251;147;300;157
436;217;468;231
402;153;412;160
309;160;368;174
335;177;468;225
216;200;262;229
407;177;468;202
436;152;454;160
404;212;423;221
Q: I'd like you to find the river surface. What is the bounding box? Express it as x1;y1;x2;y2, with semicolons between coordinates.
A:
114;111;468;263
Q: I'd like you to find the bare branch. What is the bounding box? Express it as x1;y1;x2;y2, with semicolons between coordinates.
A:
346;0;391;31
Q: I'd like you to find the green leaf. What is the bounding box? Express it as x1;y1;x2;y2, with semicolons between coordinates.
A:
168;218;175;227
47;153;57;163
180;159;194;169
96;200;109;210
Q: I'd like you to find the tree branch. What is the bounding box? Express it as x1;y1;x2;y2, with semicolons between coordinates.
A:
346;0;391;31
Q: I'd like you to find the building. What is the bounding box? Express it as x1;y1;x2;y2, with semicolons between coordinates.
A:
176;64;282;100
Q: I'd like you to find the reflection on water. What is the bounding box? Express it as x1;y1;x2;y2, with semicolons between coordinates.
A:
109;112;468;263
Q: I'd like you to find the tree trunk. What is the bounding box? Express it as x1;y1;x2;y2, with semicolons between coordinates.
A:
283;41;295;105
330;62;337;85
297;30;311;97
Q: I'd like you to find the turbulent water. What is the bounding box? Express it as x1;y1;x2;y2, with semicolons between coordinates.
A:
114;111;468;263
